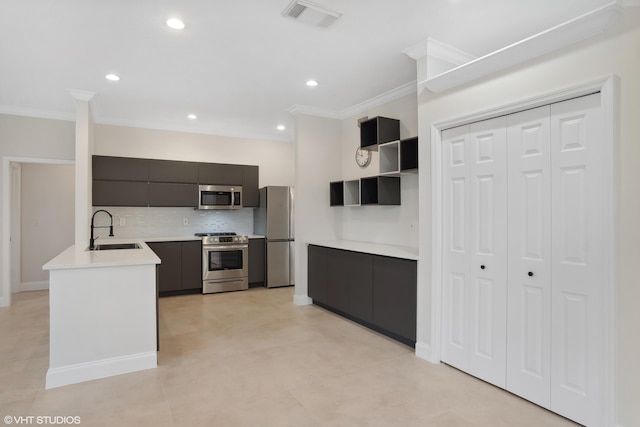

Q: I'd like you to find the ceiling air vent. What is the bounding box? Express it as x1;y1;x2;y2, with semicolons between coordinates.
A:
282;0;342;28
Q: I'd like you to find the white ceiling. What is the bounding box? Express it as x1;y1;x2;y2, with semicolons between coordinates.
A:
0;0;613;142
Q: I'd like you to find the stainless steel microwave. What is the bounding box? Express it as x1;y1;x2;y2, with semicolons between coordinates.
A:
198;185;242;210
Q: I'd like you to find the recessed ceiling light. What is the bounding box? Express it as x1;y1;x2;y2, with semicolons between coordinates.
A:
105;74;120;81
187;114;197;120
306;79;318;87
166;18;185;30
277;125;286;131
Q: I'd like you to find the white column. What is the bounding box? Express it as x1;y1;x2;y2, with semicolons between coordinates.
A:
69;90;96;248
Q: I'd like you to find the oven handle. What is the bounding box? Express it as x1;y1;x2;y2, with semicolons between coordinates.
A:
203;244;248;251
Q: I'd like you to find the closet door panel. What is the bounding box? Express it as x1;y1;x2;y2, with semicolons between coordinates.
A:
441;125;471;371
468;117;508;388
506;105;552;408
550;93;604;426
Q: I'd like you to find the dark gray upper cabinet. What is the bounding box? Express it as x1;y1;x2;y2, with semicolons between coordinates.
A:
148;159;198;183
198;163;243;185
93;180;148;207
93;156;149;181
400;137;418;171
248;238;265;285
360;116;400;150
360;176;401;205
242;165;259;207
148;183;198;207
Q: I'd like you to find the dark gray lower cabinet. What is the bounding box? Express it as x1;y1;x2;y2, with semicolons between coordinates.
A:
327;249;372;322
308;244;416;345
308;245;328;304
148;240;201;294
373;256;417;342
248;238;265;286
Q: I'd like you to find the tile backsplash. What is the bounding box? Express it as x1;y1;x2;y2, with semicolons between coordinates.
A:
92;207;255;238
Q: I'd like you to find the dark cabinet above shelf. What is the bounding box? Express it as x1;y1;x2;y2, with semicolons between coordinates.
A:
360;116;400;151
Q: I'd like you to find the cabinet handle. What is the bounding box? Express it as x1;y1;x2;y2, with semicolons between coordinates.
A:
528;271;534;277
480;265;485;270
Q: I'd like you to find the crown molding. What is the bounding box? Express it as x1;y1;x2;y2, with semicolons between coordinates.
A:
404;37;476;65
287;80;417;121
68;89;96;102
286;104;341;119
94;115;293;143
420;1;623;93
0;105;75;122
339;80;417;119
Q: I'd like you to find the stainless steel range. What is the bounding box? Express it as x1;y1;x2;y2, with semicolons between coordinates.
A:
196;232;249;294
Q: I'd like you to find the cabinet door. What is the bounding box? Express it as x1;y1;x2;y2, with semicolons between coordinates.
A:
181;241;202;290
326;249;350;314
92;180;148;207
148;159;198;183
372;256;416;341
92;156;149;181
327;249;372;322
147;242;182;293
148;183;198;207
248;238;265;284
307;245;328;304
198;163;243;185
242;165;259;207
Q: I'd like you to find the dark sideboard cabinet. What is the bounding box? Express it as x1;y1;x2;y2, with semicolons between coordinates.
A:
308;244;417;346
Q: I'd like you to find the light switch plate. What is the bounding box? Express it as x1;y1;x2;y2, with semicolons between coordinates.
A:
119;217;126;227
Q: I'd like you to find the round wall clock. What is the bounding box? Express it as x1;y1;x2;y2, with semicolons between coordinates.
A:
355;146;372;168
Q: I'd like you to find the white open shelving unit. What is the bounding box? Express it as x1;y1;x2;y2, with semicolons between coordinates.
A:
343;179;361;206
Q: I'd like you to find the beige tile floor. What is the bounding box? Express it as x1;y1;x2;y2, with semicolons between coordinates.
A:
0;288;579;427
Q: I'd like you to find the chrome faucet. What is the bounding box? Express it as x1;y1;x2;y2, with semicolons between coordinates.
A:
90;209;114;250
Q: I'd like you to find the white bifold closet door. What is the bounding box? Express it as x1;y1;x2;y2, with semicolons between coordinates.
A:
441;116;508;388
442;93;604;427
506;105;552;408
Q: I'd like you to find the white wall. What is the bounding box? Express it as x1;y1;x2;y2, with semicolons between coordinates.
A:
339;93;419;247
293;114;342;304
0;114;75;306
93;124;295;188
415;9;640;427
20;163;74;286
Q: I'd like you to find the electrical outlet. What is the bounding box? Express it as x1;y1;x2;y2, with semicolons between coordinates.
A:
183;217;189;226
119;217;126;227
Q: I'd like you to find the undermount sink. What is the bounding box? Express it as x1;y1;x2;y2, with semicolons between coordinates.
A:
91;243;142;251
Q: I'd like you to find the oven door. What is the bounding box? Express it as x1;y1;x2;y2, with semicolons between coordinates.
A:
202;244;248;281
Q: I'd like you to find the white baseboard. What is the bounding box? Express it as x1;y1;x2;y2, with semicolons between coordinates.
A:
293;294;312;306
415;341;438;363
46;351;157;389
17;280;49;292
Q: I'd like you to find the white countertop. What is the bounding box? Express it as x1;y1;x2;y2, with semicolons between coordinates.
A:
43;238;161;271
306;239;419;260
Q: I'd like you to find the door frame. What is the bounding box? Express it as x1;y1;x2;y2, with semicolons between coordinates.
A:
1;156;75;307
429;75;617;426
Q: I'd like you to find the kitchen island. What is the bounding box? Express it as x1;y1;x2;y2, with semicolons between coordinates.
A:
43;239;161;389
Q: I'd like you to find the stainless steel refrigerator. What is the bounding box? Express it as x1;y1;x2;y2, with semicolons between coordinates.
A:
254;186;294;288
